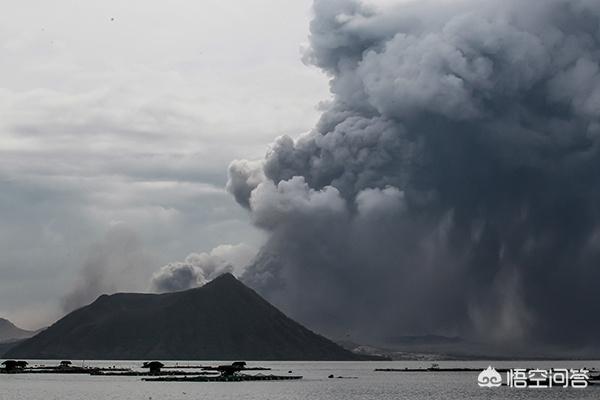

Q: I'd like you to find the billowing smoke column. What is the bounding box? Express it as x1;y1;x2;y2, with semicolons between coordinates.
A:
228;0;600;350
151;243;257;292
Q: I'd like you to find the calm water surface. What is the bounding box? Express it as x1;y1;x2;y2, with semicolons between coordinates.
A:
2;360;600;399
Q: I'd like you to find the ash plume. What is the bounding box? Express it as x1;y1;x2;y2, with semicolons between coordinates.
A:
62;225;151;313
227;0;600;350
151;243;257;292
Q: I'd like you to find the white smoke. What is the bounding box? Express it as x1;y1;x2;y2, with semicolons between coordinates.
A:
151;243;257;292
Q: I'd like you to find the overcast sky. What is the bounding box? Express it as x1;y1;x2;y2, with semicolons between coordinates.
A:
0;0;334;329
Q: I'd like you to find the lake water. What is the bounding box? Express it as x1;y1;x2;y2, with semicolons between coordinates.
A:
2;360;600;399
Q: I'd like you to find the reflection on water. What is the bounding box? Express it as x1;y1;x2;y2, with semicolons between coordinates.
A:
2;360;600;400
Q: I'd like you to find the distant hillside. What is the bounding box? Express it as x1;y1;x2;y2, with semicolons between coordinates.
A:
7;273;369;360
0;339;25;357
0;318;36;342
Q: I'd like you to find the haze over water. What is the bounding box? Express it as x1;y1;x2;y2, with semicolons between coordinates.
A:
3;361;600;399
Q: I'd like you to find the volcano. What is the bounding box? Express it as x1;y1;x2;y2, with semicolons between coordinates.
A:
6;273;369;360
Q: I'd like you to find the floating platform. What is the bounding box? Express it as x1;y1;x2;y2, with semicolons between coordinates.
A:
91;370;202;376
143;373;302;382
0;365;134;375
1;367;100;374
201;366;271;371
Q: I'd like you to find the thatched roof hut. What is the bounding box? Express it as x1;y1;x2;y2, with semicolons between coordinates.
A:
217;361;247;376
142;361;164;374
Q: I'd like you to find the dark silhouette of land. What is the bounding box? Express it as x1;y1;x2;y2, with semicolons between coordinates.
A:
5;273;376;360
0;339;24;356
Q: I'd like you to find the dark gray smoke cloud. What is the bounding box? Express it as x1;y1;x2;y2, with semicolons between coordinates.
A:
228;0;600;351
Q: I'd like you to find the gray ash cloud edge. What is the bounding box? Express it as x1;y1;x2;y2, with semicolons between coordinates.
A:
165;0;600;352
